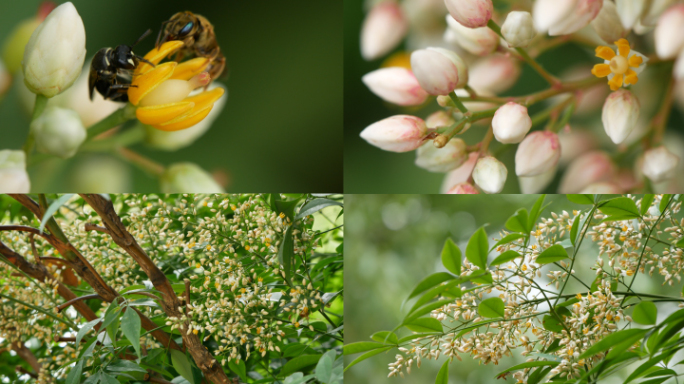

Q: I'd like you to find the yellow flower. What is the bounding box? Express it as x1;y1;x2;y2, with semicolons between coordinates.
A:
592;39;648;91
127;41;225;131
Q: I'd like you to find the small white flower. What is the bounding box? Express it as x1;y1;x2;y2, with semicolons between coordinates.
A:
472;156;507;194
591;0;626;43
0;150;30;193
533;0;602;36
654;4;684;59
410;47;468;95
515;131;561;176
501;11;536;48
492;102;532;144
444;15;499;56
362;67;428;106
601;89;640;144
30;106;86;158
642;146;679;183
360;115;427;152
360;1;408;60
415;138;467;172
443;0;493;29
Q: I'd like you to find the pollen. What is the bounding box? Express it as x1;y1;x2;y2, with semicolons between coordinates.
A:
592;39;647;91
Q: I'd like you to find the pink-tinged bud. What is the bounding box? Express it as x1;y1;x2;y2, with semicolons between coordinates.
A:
444;15;499;56
515;131;561;176
360;1;408;61
360;115;427;152
362;67;429;106
410;47;468;95
558;128;597;166
642;146;680;183
533;0;602;36
444;0;493;28
601;89;640;144
425;110;455;129
641;0;679;28
468;54;521;94
519;167;556;194
415;138;467;172
501;11;536;48
441;152;478;192
579;182;623;193
492;102;532;144
446;182;479;194
473;156;507;193
615;0;648;29
559;151;616;193
654;5;684;59
591;0;627;43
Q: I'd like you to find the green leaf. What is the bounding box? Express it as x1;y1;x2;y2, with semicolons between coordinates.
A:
496;361;560;377
660;194;673;213
99;373;119;384
170;350;195;384
641;195;655;215
344;346;392;372
598;197;640;219
567;194;594;205
528;366;553;384
270;194;301;221
280;355;322;377
491;250;522;266
633;301;658;325
528;195;546;232
295;198;342;221
435;359;449;384
440;238;461;275
228;359;247;382
579;328;648;359
569;213;581;247
38;194;75;233
505;208;528;233
408;280;461;316
677;237;684;249
542;315;564;333
466;227;489;269
371;331;398;345
492;233;526;250
343;342;387;355
121;307;142;358
406;272;455;301
106;360;148;374
404;317;443;333
66;360;84;384
278;225;295;285
478;297;505;318
535;244;569;264
315;350;336;383
76;318;101;346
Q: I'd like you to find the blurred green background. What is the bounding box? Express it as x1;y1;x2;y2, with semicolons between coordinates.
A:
0;0;342;192
345;194;684;384
343;0;684;193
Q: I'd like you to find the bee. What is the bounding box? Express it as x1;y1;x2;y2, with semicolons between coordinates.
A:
156;11;226;80
88;29;155;102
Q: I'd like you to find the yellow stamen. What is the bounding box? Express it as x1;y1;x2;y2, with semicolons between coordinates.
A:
624;69;638;85
591;64;612;78
615;39;630;57
628;55;643;67
595;46;616;61
608;74;623;91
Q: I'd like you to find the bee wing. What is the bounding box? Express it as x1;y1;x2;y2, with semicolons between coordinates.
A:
88;68;97;100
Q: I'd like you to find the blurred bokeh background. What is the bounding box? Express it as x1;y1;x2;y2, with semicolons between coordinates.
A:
0;0;342;192
344;0;684;193
345;194;684;384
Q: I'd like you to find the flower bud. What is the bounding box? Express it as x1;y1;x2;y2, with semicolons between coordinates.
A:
468;54;521;94
425;110;455;129
360;115;427;152
675;51;684;81
361;1;408;60
161;163;225;193
444;0;493;28
654;5;684;59
30;106;86;158
641;0;679;28
445;15;499;56
558;128;597;165
519;167;556;194
446;182;479;194
579;182;622;193
601;89;640;144
591;0;627;43
642;146;679;183
615;0;648;30
559;151;616;193
0;59;11;99
410;47;468;95
492;102;532;144
533;0;602;36
22;2;86;98
71;156;131;192
501;11;536;48
362;67;428;106
415;138;467;172
515;131;561;176
441;152;478;192
472;156;507;193
0;150;30;193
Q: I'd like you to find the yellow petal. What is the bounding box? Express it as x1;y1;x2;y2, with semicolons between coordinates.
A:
624;69;638;85
154;88;224;131
136;102;195;125
615;39;630;57
183;87;225;110
628;55;643;67
135;41;185;75
128;62;177;106
595;46;616;60
608;74;623;91
170;57;212;80
591;63;612;78
154;107;213;132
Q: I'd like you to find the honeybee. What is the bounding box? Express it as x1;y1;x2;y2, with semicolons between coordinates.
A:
155;11;226;80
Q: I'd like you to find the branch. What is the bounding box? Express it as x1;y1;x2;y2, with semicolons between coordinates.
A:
11;342;41;375
84;223;110;235
56;294;103;313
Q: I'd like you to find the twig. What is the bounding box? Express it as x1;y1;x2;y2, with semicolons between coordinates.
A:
56;294;103;313
84;223;110;235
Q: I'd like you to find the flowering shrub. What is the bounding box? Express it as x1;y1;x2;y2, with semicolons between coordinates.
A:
352;0;684;193
0;193;343;384
346;194;684;383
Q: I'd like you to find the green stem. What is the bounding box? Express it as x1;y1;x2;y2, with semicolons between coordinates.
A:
23;94;49;159
86;103;137;141
80;123;146;152
554;206;597;306
449;93;469;114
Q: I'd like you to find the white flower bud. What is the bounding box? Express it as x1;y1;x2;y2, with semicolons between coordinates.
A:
615;0;648;29
71;156;130;192
675;51;684;81
642;146;679;183
473;156;507;193
360;1;408;60
591;0;627;43
642;0;680;28
533;0;602;36
425;110;455;129
501;11;536;48
468;54;521;94
446;182;479;194
362;67;428;106
415;138;467;172
515;131;561;176
579;182;622;193
601;89;640;144
0;150;30;193
445;15;499;56
444;0;493;28
441;152;478;192
654;4;684;59
22;2;86;97
559;151;616;193
30;106;86;158
411;47;468;95
558;128;597;165
161;163;225;193
360;115;427;152
519;167;556;194
492;102;532;144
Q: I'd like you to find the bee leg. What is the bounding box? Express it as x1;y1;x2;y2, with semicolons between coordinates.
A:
134;55;156;68
104;84;133;99
155;20;172;49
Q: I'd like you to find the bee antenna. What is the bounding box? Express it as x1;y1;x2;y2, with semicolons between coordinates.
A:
132;29;152;47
